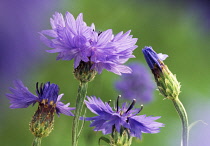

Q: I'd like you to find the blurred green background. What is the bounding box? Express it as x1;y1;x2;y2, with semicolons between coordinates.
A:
1;0;210;146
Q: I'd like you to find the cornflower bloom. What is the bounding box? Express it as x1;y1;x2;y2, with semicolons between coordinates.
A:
6;80;74;145
40;12;137;76
115;62;155;104
84;96;164;145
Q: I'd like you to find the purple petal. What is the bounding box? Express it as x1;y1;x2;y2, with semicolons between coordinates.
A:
6;80;38;109
84;96;113;115
39;33;55;48
97;29;113;46
103;63;132;75
129;115;164;136
56;94;75;116
41;30;58;38
76;13;84;35
51;12;65;29
157;53;168;61
65;12;77;35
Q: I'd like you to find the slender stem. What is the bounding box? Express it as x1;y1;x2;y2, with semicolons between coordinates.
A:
172;98;189;146
72;82;88;146
32;137;42;146
77;108;87;138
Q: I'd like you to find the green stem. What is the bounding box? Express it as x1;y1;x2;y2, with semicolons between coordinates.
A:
172;98;189;146
72;82;88;146
32;137;42;146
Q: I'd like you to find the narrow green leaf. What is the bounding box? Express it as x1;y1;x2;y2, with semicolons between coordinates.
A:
98;136;111;146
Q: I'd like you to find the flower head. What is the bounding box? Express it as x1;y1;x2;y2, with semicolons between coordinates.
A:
6;80;75;116
115;62;155;104
84;96;164;139
40;12;138;75
142;46;180;100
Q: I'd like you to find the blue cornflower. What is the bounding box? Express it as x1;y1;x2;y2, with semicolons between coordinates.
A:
115;62;155;104
142;46;168;70
6;80;74;116
40;12;138;75
84;96;164;139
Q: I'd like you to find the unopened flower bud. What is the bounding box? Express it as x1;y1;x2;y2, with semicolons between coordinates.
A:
142;46;181;100
74;61;97;83
110;126;132;146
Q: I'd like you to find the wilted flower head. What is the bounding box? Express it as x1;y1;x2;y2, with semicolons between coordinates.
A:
6;80;75;138
6;80;74;116
115;62;155;104
142;46;180;100
84;96;164;139
40;12;138;75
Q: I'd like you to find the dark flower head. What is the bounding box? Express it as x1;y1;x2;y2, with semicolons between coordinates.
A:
6;80;75;116
40;12;138;75
36;82;59;104
84;96;164;139
115;62;155;104
142;46;168;70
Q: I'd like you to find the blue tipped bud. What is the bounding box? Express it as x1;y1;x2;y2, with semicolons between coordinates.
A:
142;46;180;100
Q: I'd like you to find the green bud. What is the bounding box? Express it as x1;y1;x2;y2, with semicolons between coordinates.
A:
29;99;55;138
74;61;97;83
153;62;181;100
110;126;132;146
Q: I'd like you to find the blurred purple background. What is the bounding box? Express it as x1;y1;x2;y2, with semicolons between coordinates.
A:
0;1;68;127
0;0;62;90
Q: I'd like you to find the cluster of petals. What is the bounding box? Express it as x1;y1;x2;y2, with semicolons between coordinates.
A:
6;80;75;116
40;12;138;75
84;96;164;139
